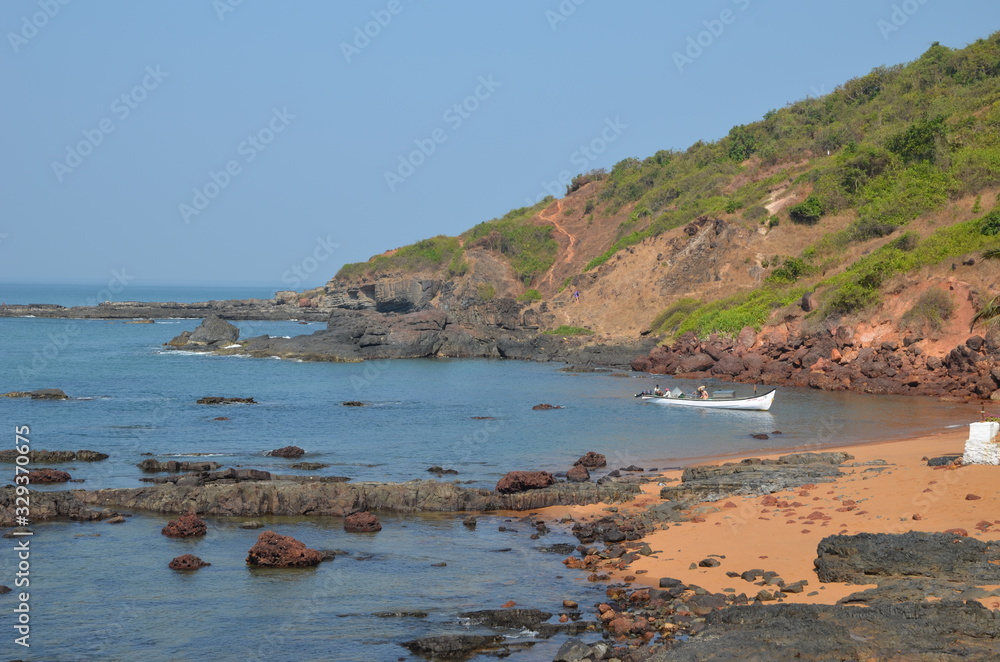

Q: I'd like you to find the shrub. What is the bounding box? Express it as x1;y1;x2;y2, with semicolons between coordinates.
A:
565;168;608;195
584;199;595;214
885;115;946;163
648;298;701;335
981;210;1000;236
517;289;542;302
336;235;463;279
901;289;955;332
890;231;920;251
463;200;557;284
543;325;594;336
477;283;495;301
766;257;812;284
826;282;881;315
789;195;825;224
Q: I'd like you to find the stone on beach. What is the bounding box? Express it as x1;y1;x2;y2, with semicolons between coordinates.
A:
246;530;323;567
574;451;607;468
496;470;555;494
566;464;590;483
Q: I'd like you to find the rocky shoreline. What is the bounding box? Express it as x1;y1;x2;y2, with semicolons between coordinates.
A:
631;323;1000;401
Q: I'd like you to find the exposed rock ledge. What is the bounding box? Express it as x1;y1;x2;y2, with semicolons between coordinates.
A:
0;479;641;525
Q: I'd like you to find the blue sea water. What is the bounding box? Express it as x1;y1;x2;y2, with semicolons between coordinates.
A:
0;284;981;661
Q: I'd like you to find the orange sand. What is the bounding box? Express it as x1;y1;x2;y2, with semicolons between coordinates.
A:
541;429;1000;608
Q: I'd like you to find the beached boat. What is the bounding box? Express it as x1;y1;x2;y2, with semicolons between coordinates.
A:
636;387;776;411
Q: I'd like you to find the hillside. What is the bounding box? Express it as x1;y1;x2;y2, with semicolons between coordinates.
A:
302;33;1000;350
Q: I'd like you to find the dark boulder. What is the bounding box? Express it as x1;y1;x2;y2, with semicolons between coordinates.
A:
344;511;382;533
197;396;256;405
168;554;210;571
246;530;323;567
400;635;505;659
566;464;590;483
27;468;72;484
187;316;239;346
574;451;607;468
265;445;305;458
161;512;207;538
458;608;552;629
496;471;555;494
531;403;563;410
138;459;222;473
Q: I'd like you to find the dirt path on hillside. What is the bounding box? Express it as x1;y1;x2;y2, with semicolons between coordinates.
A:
539;198;577;287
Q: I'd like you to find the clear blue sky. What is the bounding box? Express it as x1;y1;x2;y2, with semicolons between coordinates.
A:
2;1;998;290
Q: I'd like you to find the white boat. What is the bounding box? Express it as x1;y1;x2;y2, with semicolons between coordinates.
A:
636;387;776;411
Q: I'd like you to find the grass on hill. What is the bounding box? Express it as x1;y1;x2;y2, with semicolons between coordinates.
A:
462;199;557;285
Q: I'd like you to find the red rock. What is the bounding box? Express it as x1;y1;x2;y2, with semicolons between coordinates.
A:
801;529;811;534
761;495;778;507
966;494;982;501
266;445;305;458
501;600;516;608
944;528;969;537
344;511;382;533
975;520;992;531
559;614;568;623
723;501;737;508
168;554;210;570
161;512;207;538
842;500;856;506
213;417;230;421
566;464;590;483
690;516;706;523
246;530;322;567
574;451;607;468
496;470;555;494
531;403;563;410
27;468;71;484
912;513;923;520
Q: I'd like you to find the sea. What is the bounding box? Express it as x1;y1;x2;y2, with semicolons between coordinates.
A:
0;283;980;661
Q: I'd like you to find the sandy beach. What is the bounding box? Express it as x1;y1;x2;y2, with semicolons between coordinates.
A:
543;427;1000;609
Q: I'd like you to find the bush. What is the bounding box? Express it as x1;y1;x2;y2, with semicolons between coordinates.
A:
789;195;825;224
890;231;920;251
743;205;769;222
901;289;955;332
463;200;557;284
826;282;881;315
543;325;594;336
766;257;812;284
846;218;898;242
565;169;607;195
517;289;542;302
336;235;463;279
648;298;701;335
885;115;946;163
981;210;1000;236
477;283;495;301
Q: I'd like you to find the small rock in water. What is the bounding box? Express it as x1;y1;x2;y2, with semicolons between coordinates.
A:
105;515;126;524
169;554;211;571
341;401;365;407
500;600;516;608
463;516;477;529
246;530;322;568
239;521;263;529
750;433;770;440
531;403;563;410
161;512;207;538
265;445;305;458
344;511;382;533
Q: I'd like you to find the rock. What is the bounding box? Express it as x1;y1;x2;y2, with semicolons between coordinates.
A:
212;417;229;421
0;388;70;400
161;512;207;538
574;451;607;468
186;316;239;346
289;462;329;471
0;585;10;594
105;515;126;524
344;511;382;533
197;396;256;405
815;532;1000;583
566;464;590;483
265;445;305;458
426;465;458;475
801;292;818;312
462;515;477;528
679;353;715;372
341;401;365;406
925;454;962;467
0;449;107;463
750;433;769;440
563;599;578;609
496;471;555;494
966;493;981;500
554;637;596;662
26;468;71;484
239;521;263;529
532;403;563;410
737;326;757;350
699;558;721;568
246;530;323;567
168;554;210;570
138;459;222;473
400;635;505;659
458;608;552;629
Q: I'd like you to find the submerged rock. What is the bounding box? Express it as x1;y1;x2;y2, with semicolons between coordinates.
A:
0;449;107;463
197;396;256;405
532;403;563;410
265;445;305;458
458;608;552;629
400;634;505;659
168;554;210;571
0;389;69;400
246;530;322;568
343;511;382;533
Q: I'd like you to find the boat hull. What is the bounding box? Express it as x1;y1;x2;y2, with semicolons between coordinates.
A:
639;388;775;411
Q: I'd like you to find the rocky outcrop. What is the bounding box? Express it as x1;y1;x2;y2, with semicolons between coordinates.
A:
400;635;505;659
168;554;210;570
496;471;556;494
325;276;441;313
566;464;590;482
187;316;239;346
138;459;222;473
0;389;69;400
140;467;272;486
266;446;304;458
161;512;207;538
6;480;640;524
659;452;852;504
815;532;1000;584
196;396;256;405
27;468;71;484
0;299;328;321
246;530;322;568
0;449;108;463
656;602;1000;661
343;511;382;533
633;326;1000;401
457;609;552;630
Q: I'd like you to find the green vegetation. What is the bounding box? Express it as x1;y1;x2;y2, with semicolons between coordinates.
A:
901;289;955;332
336;236;463;279
766;257;813;284
477;283;495;301
670;288;807;338
543;325;595;336
463;200;558;284
647;298;701;335
517;288;542;302
971;296;1000;332
788;195;825;224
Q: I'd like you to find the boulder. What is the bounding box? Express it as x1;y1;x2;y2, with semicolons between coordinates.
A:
344;511;382;533
187;316;239;346
265;445;305;458
401;635;505;659
496;471;555;494
161;512;207;538
168;554;210;570
679;353;715;373
532;403;563;410
197;396;256;405
245;530;323;567
1;389;70;400
574;451;607;468
566;464;590;483
138;459;222;473
27;468;71;484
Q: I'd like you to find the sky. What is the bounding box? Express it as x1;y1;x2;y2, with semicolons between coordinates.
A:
2;1;999;291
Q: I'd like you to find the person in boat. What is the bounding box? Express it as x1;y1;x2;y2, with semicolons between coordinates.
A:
696;385;709;400
653;384;665;397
